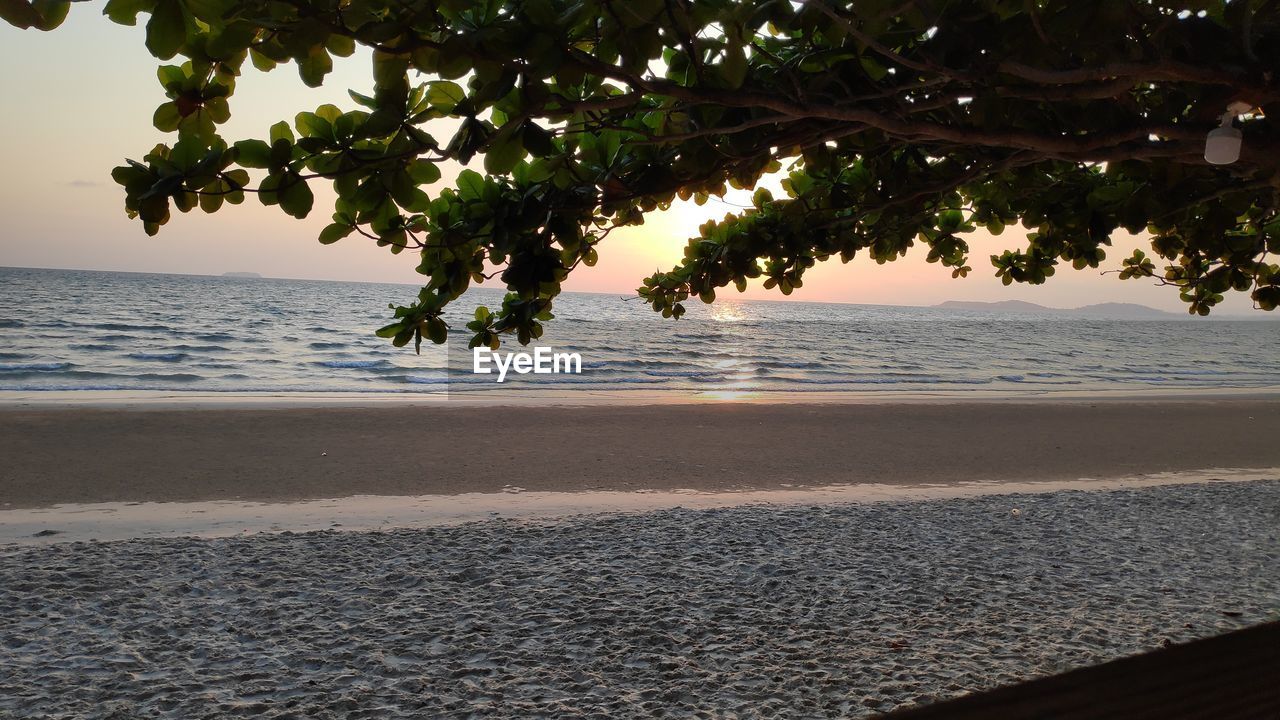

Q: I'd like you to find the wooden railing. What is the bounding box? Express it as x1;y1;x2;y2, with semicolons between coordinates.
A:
879;621;1280;719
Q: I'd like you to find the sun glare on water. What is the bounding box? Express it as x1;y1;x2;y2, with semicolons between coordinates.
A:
711;303;746;323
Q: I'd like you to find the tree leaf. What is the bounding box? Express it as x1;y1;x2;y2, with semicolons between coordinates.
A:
145;0;185;60
0;0;43;28
426;80;465;112
407;159;440;185
456;169;485;201
102;0;152;25
278;176;314;218
484;135;523;175
152;102;182;132
721;44;747;88
319;222;353;244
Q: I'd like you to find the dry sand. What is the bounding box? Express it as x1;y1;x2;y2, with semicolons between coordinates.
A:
4;397;1280;508
1;480;1277;718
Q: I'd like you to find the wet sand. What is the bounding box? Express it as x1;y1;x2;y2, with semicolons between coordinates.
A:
3;397;1280;508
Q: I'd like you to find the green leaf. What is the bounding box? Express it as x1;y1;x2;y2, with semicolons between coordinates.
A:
278;177;314;219
204;97;230;124
425;317;447;344
407;159;440;185
484;136;523;175
152;102;182;132
521;122;555;157
456;169;485;201
298;45;332;88
198;188;223;213
138;193;170;224
0;0;43;28
376;322;405;338
29;0;69;29
348;89;377;109
145;0;186;60
721;45;747;88
269;120;294;144
319;222;353;244
372;50;408;88
156;64;185;89
233;139;271;168
249;47;275;71
859;56;888;81
102;0;151;25
294;111;332;139
426;80;465;112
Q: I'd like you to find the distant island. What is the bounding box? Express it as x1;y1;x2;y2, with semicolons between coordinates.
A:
221;272;263;279
934;300;1178;319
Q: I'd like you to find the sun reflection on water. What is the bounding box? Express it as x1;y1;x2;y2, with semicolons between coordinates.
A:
710;303;746;323
699;390;760;401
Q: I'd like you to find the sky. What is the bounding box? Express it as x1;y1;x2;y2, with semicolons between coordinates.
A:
0;8;1257;313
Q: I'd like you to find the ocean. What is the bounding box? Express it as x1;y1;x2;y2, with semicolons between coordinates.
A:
2;266;1279;395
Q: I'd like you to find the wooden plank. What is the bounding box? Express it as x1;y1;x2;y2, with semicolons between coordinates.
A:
878;621;1280;720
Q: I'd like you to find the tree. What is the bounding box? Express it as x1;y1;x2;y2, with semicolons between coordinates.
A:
5;0;1280;349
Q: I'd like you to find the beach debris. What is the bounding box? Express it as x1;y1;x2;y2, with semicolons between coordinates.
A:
501;485;525;494
321;452;328;457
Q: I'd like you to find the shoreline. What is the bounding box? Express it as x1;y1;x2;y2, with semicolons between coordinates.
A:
3;472;1275;545
4;396;1280;509
3;385;1280;409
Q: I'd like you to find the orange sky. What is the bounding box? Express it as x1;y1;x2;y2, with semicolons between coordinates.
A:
0;9;1255;313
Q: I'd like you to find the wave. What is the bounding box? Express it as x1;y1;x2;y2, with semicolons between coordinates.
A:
309;342;347;350
128;352;187;362
171;344;230;352
133;372;203;382
0;361;71;372
402;375;449;384
773;375;995;385
641;369;724;378
313;356;384;366
99;322;169;332
316;359;388;369
195;333;238;342
0;318;22;328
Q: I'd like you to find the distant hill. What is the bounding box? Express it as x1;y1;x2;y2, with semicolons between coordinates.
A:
935;299;1178;319
221;271;263;279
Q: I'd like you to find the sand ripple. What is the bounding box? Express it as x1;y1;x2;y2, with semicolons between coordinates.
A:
1;481;1278;718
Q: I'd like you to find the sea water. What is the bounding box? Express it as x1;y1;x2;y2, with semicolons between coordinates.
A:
2;266;1279;395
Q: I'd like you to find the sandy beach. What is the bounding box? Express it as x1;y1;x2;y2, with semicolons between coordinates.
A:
2;480;1277;717
4;397;1280;507
2;396;1279;717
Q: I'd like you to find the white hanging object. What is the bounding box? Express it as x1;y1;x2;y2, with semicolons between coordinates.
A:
1204;102;1254;165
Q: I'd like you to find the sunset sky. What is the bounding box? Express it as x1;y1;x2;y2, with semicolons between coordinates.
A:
0;9;1258;313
